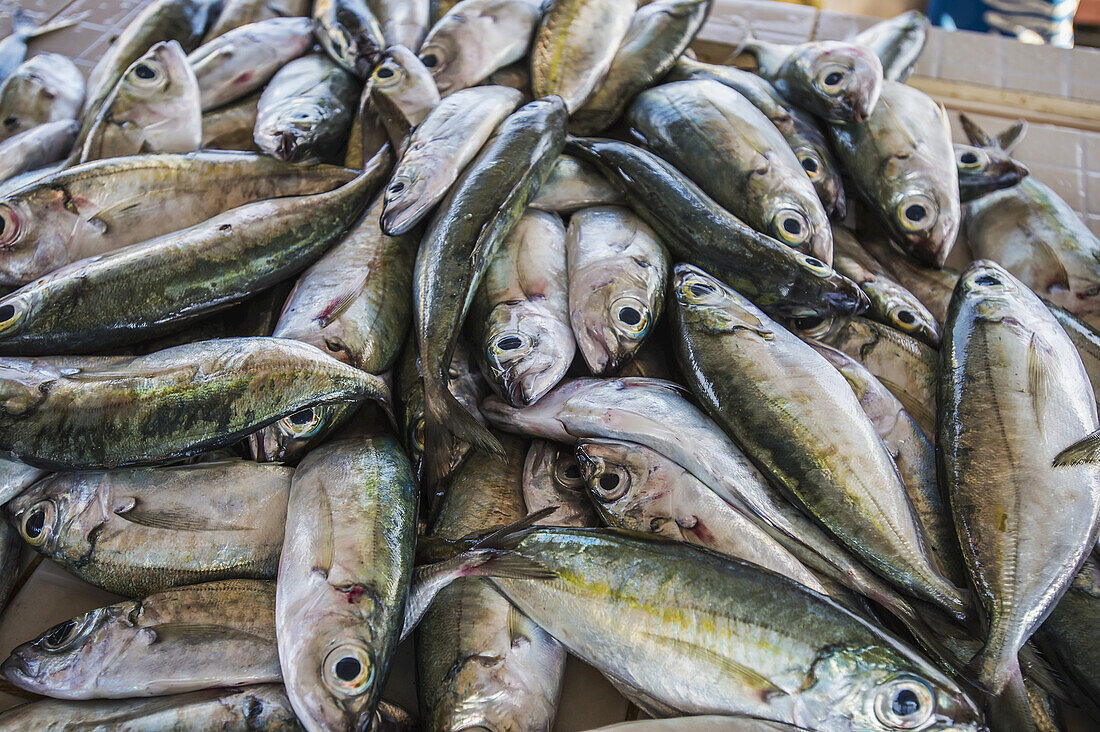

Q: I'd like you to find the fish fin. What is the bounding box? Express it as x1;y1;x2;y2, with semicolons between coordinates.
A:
639;631;787;701
10;8;33;36
313;272;370;329
959;114;996;149
143;623;273;645
614;377;690;396
313;479;336;578
62;363;199;382
1019;643;1069;702
85;193;162;233
997;121;1028;154
506;603;526;645
1027;333;1053;425
471;506;556;551
1052;428;1100;467
21;10;86;39
966;641;1021;695
423;381;503;487
115;498;250;532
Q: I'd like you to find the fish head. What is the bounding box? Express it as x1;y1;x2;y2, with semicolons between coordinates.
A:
249;404;341;463
570;259;663;375
792;142;846;219
879;287;941;346
672;264;776;339
416;34;461;95
479;378;599;441
0;191;72;285
380;163;433;236
0;357;57;417
575;438;682;534
256;101;326;163
954;260;1031;323
283;616;381;731
786;41;884;123
883;174;960;269
955;144;1029;202
7;473;104;562
799;644;985;731
372;45;437;112
117;42;180;103
0;604;135;696
765;198;833;262
483;303;574;406
522;439;595;526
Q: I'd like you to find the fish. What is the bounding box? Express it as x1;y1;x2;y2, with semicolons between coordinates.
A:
203;0;312;41
575;438;828;594
414;96;566;484
75;0;213;157
851;10;930;83
80;41;201;163
1037;556;1100;707
383;85;522;235
629;79;832;263
0;149;390;353
0;8;83;83
471;208;574;405
419;0;543;97
188;17;314;112
276;434;416;731
0;457;44;506
6;459;292;596
312;0;386;78
368;0;429;52
345;81;390;168
0;120;77;184
594;720;805;731
669;263;966;618
830;224;940;346
955;143;1029;203
251;193;415;462
667;57;846;219
1045;300;1100;410
532;0;636;113
418;432;566;731
416;526;984;728
570;0;710;135
254;54;360;163
200;90;260;150
480;378;950;640
0;579;280;699
0;684;302;730
961;116;1100;328
369;45;441;154
486;62;533;98
0;150;357;285
0;337;390;469
791;313;938;437
0;53;83;143
565;137;867;319
742;36;883;123
941;260;1100;694
528;154;625;213
827;80;960;267
566;205;668;374
805;340;965;587
523;439;598;527
860;235;959;325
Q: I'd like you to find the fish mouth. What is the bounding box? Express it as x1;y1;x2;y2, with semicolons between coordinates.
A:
0;651;33;688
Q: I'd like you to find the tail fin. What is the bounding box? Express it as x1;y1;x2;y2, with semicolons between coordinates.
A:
967;640;1021;695
989;667;1059;732
423;381;504;487
17;10;87;40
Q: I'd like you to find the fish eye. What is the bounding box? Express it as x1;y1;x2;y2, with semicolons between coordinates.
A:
411;417;426;453
792;314;831;338
19;500;54;546
610;296;650;338
134;64;156;80
489;331;533;364
385;178;410;199
800;255;832;277
37;610;97;652
591;467;630;501
774;209;810;246
323;644;375;696
373;62;402;86
798;153;822;179
0;205;23;250
678;273;724;305
130;60;164;88
553;450;584;490
956;148;986;170
278;407;326;439
0;300;23;332
896;194;937;233
874;677;934;729
816;64;849;94
419;46;446;72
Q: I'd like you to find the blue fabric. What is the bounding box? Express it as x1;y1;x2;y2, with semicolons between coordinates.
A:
927;0;1078;46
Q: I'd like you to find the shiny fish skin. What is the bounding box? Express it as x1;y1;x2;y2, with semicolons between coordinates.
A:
201;91;260;150
368;0;429;52
6;459;292;596
0;684;303;731
827;80;960;267
312;0;386;78
254;55;360;164
0;337;390;470
940;260;1100;694
667;57;845;219
203;0;312;42
831;224;940;346
0;150;389;353
369;45;440;154
440;527;984;728
1038;556;1100;704
276;435;416;731
0;458;45;506
523;439;598;527
670;264;966;618
805;340;965;587
189;17;314;112
576;438;828;594
629;79;831;263
531;0;636;113
744;37;883;124
418;433;565;731
0;120;77;185
81;41;201;162
0;54;83;143
1045;300;1100;409
0;579;280;699
565;137;867;319
383;86;522;235
571;0;710;135
529;154;625;213
954;143;1028;203
0;150;357;286
419;0;543;97
595;720;804;732
472;208;574;405
414;96;566;484
566;205;667;374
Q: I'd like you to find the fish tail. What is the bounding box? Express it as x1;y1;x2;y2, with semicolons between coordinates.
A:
19;10;86;39
988;667;1046;732
967;638;1021;696
422;377;503;485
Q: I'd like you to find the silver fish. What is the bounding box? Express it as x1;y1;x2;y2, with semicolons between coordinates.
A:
313;0;386;78
523;439;598;527
0;9;83;83
0;120;77;184
368;0;429;51
528;154;624;213
203;0;312;41
0;53;83;143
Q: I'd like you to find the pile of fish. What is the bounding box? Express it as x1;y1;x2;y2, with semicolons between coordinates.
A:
0;0;1097;730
